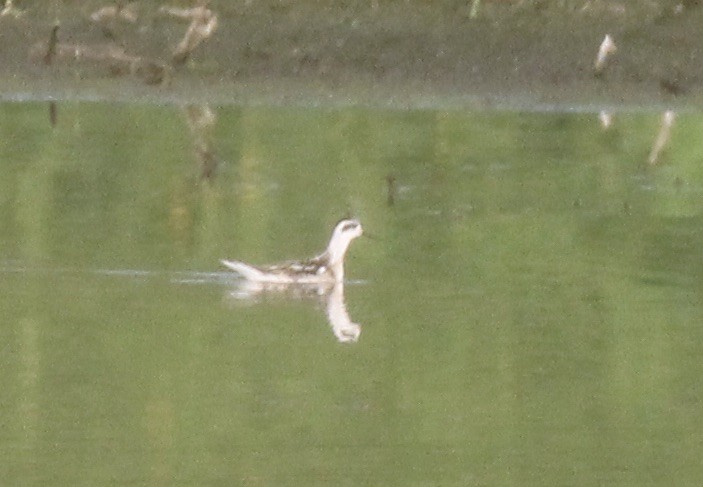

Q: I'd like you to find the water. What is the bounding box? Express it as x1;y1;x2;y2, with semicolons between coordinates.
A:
2;103;703;485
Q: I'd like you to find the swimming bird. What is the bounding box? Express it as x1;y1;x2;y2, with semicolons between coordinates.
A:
221;219;363;284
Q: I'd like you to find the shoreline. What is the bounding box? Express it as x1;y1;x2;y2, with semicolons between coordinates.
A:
1;1;702;111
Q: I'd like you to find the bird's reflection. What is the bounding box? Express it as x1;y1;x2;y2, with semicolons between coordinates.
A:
226;281;361;343
325;283;361;343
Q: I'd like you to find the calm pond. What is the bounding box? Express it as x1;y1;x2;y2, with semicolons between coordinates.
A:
2;103;703;485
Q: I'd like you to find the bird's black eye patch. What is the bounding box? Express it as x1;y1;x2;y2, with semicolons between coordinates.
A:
341;222;358;232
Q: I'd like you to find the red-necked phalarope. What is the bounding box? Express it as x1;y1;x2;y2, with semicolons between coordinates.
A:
221;219;363;284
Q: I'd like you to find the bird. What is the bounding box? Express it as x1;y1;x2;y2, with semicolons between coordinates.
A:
221;219;363;284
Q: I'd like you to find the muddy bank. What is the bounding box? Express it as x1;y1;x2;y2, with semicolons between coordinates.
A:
1;1;702;110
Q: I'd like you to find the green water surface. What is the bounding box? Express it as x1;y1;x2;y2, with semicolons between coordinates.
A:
1;103;703;485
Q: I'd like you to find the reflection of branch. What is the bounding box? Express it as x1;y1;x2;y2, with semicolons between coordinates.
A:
49;101;57;128
598;111;612;130
649;110;675;165
225;281;362;344
159;4;218;65
184;104;216;132
183;105;219;180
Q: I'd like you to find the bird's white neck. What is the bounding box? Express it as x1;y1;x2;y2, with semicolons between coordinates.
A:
326;237;352;267
325;238;353;282
323;219;363;283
